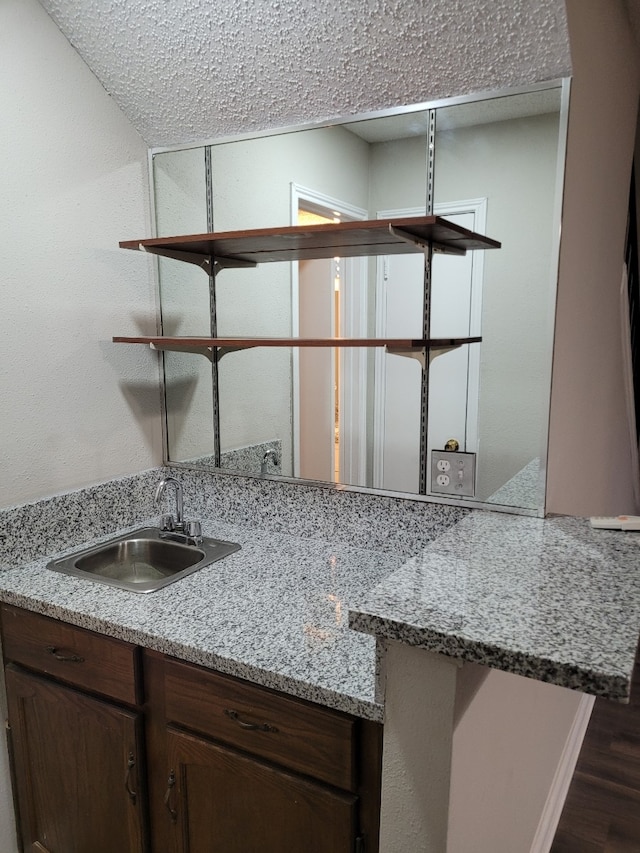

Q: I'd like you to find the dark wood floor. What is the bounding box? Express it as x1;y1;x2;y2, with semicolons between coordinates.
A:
551;649;640;852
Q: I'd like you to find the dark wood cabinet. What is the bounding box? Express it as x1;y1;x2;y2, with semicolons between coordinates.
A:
1;603;141;705
146;655;380;853
1;604;381;853
5;666;147;853
163;727;356;853
162;657;356;790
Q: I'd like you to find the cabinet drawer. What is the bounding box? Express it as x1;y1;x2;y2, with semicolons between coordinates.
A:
163;657;356;791
0;604;140;705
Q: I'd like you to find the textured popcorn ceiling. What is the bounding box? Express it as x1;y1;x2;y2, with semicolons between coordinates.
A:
37;0;571;147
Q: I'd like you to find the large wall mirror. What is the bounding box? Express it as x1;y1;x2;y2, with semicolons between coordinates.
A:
151;80;568;514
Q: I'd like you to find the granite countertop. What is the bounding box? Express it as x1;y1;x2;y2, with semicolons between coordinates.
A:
349;512;640;701
0;517;404;721
2;500;640;721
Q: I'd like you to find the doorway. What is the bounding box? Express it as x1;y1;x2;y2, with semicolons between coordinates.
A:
290;185;368;484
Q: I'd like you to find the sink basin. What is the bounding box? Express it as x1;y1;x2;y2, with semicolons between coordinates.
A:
47;526;241;593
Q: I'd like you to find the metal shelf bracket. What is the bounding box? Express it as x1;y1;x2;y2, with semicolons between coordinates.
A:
149;342;254;362
140;245;257;275
388;224;466;257
385;343;465;370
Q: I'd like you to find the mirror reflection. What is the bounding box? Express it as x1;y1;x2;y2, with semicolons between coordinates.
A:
152;84;566;513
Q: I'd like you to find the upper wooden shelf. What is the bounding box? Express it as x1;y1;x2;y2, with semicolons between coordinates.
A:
113;335;481;349
120;216;501;270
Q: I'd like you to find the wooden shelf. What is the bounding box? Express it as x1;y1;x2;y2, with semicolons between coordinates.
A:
113;335;481;368
120;216;500;270
118;214;498;483
113;335;481;350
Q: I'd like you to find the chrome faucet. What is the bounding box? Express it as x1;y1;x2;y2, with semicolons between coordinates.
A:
154;477;202;544
261;449;279;475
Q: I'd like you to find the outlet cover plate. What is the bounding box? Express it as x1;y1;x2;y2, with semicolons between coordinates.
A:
431;450;476;497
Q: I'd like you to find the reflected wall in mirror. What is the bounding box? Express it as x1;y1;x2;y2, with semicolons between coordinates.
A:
151;81;567;514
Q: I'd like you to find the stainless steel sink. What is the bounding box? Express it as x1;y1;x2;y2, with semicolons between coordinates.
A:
47;526;241;593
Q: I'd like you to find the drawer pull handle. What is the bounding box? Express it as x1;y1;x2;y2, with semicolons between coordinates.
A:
224;708;278;733
124;752;137;803
164;770;177;823
45;645;85;663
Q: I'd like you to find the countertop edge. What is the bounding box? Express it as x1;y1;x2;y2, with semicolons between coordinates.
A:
348;610;631;702
347;512;640;703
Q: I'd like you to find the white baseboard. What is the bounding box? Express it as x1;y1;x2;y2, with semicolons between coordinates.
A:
529;693;595;853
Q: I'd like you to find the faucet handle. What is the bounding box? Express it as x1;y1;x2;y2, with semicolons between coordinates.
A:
159;513;174;532
185;520;202;540
184;521;202;545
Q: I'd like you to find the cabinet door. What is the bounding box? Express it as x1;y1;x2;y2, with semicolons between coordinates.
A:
163;727;357;853
5;665;147;853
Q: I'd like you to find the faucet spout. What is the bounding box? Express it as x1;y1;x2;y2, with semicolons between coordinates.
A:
154;477;184;527
261;449;279;475
153;477;202;544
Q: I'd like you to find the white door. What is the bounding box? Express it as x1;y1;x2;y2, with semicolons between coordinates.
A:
373;201;486;493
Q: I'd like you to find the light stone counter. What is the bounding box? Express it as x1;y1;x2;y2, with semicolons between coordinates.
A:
0;516;403;721
0;468;465;722
2;469;640;731
349;511;640;701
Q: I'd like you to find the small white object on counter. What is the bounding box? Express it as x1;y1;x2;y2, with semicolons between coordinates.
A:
589;515;640;529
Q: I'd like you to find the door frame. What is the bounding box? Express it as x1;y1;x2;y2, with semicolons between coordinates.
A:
372;198;487;490
290;184;368;481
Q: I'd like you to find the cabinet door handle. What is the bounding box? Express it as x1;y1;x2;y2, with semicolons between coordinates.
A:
164;770;177;823
224;708;278;733
124;752;137;803
45;645;85;663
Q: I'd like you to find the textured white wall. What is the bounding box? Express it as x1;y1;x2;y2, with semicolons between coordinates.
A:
36;0;571;146
0;0;162;513
448;666;585;853
547;0;640;516
378;645;588;853
0;2;161;846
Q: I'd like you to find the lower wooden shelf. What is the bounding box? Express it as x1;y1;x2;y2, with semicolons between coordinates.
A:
113;335;481;368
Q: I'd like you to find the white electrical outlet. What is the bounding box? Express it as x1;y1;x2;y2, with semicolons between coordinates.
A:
431;450;476;497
